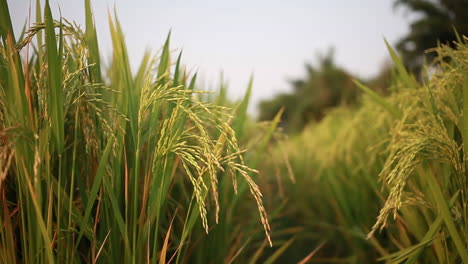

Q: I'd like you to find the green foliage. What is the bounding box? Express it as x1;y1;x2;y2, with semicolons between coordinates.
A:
258;49;360;133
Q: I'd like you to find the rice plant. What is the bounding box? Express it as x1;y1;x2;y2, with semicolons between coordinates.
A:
0;0;272;263
261;39;467;263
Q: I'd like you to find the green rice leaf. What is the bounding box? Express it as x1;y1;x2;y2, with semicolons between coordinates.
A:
76;136;115;248
353;79;402;118
85;0;102;83
45;0;64;153
384;39;418;90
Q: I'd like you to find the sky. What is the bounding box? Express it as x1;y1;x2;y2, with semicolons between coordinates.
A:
8;0;412;115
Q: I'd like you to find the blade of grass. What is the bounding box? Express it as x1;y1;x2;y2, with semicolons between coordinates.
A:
22;160;55;264
404;191;461;264
298;241;326;264
0;0;24;86
464;77;467;161
263;237;295;264
157;31;171;80
159;210;177;264
423;167;468;263
384;39;418;90
44;0;64;153
233;74;253;139
76;136;115;249
85;0;102;83
353;79;402;118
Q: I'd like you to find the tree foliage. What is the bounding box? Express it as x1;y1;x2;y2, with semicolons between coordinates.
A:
258;49;359;132
395;0;468;72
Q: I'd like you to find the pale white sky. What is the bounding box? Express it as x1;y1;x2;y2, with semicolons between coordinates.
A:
8;0;411;115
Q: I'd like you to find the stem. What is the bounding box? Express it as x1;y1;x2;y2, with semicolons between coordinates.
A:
424;167;468;263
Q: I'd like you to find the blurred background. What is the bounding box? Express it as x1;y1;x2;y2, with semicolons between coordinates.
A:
9;0;414;116
8;1;467;125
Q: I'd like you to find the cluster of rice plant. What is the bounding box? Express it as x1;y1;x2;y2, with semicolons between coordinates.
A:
261;39;467;263
2;0;467;263
0;0;273;263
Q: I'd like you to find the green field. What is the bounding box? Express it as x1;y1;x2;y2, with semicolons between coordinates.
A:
0;0;466;263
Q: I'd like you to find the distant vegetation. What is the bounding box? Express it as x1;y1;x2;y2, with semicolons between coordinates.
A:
259;0;468;133
394;0;468;73
258;50;359;132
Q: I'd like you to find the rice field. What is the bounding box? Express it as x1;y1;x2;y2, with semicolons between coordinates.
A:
0;0;466;263
261;39;468;263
